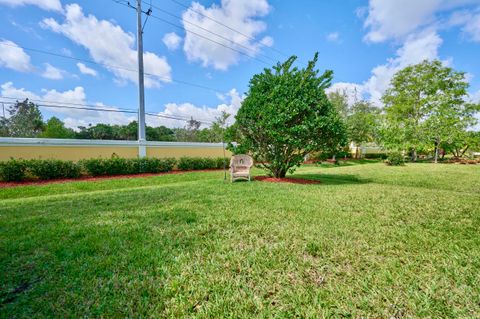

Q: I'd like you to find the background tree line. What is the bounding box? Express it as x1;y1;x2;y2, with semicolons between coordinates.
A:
0;100;229;143
326;60;480;160
1;60;479;161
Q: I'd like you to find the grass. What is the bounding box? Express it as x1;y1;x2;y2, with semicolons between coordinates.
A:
1;162;479;317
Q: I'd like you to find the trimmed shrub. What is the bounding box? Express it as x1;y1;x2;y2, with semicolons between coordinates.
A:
177;157;229;170
81;157;177;176
385;152;405;166
28;159;81;180
215;157;230;169
136;158;176;173
0;159;27;182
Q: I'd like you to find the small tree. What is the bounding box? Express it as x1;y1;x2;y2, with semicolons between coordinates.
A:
40;117;75;138
6;99;44;137
233;53;347;178
347;100;381;158
327;90;349;120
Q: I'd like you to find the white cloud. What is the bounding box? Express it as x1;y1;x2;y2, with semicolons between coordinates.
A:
0;0;62;12
326;82;365;105
76;62;97;76
363;0;478;43
182;0;273;70
326;32;340;42
0;40;33;72
147;89;244;128
330;31;443;105
162;32;182;51
0;82;135;129
41;63;65;80
449;9;480;42
41;3;171;88
365;31;443;104
356;0;480;106
471;89;480;103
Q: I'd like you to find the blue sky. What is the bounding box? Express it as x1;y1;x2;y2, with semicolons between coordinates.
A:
0;0;479;129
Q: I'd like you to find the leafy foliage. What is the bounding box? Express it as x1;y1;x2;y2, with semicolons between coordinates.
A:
385;151;405;166
346;101;381;146
80;157;176;176
3;99;44;137
381;60;478;162
177;157;229;170
39;117;75;139
28;159;81;180
0;159;27;182
232;53;347;177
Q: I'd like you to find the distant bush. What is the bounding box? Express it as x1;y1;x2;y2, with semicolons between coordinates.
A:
385;152;405;166
0;159;27;182
177;157;229;170
28;159;81;180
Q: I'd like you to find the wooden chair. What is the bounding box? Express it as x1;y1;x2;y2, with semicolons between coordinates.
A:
229;155;253;182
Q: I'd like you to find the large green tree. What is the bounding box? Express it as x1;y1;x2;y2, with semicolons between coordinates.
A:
381;60;477;162
232;54;347;178
5;99;44;137
40;117;75;138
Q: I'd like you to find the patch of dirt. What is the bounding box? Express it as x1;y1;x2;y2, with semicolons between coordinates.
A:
254;176;321;184
0;169;222;188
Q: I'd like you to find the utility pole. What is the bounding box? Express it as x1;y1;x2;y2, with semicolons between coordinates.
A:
136;0;146;158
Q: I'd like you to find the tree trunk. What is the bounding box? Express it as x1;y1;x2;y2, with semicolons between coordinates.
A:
275;168;287;178
434;139;439;164
461;145;469;157
411;149;417;162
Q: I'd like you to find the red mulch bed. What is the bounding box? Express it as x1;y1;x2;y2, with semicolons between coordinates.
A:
254;176;321;184
0;169;222;188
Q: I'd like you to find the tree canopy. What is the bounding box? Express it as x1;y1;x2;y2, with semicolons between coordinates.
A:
381;60;479;161
231;53;347;177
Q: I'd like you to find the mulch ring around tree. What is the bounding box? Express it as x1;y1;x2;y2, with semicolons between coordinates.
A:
254;176;321;184
0;169;222;188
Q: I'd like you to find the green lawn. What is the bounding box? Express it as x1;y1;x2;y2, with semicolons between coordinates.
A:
1;162;479;318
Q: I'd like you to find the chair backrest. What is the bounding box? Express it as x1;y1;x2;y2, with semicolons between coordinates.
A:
230;155;253;168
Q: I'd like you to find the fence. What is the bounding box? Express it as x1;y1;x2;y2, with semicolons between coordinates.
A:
0;137;230;161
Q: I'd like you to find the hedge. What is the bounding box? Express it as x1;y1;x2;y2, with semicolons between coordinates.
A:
28;159;81;180
0;156;228;182
0;159;27;182
177;157;229;170
80;157;177;176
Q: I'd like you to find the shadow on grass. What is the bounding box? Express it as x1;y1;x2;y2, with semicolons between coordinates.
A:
309;159;382;169
289;173;371;185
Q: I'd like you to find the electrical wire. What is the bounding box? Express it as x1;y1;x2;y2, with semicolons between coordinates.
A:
112;0;273;67
0;42;224;93
0;99;215;124
166;0;290;58
140;0;278;64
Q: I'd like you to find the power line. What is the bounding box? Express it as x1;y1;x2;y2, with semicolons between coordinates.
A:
0;98;215;124
0;96;137;112
140;0;278;64
0;42;224;93
112;0;273;67
166;0;290;58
